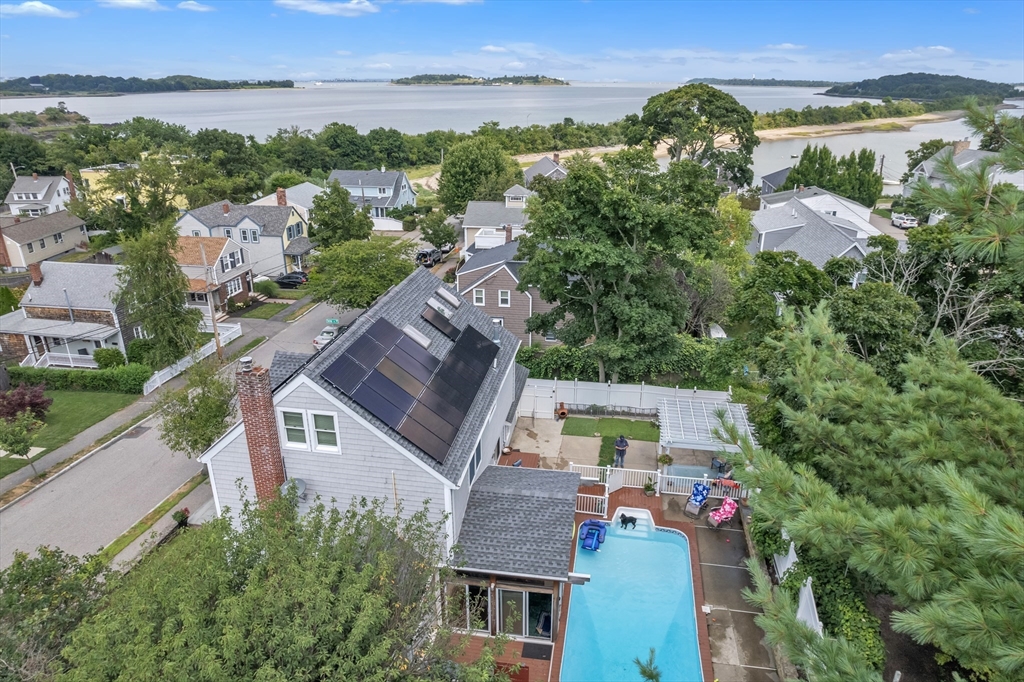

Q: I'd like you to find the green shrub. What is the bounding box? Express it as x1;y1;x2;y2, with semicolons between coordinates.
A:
748;512;790;558
402;216;417;232
253;280;280;298
0;286;19;315
442;268;456;284
126;338;155;367
8;363;153;394
92;348;126;370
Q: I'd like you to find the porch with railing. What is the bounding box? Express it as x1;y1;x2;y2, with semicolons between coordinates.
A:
570;463;747;518
20;352;99;369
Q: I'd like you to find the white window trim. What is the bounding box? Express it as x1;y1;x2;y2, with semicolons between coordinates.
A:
277;408;340;453
473;289;485;306
278;409;310;451
309;411;340;453
498;290;511;308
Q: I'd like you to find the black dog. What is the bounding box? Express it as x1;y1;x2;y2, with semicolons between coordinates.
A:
620;514;637;529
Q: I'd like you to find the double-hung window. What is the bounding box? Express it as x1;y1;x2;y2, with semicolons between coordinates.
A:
54;232;64;244
279;409;340;452
498;290;510;307
281;411;308;448
224;228;232;239
226;277;242;296
473;289;485;306
312;413;338;450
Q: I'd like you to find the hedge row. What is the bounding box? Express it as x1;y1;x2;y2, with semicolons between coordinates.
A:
8;363;153;394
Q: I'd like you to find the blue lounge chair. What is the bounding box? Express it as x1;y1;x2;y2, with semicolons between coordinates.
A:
581;527;601;551
684;482;711;518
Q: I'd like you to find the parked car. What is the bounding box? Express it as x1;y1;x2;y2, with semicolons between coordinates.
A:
313;325;346;350
275;272;308;288
891;213;918;229
439;241;456;254
415;248;443;267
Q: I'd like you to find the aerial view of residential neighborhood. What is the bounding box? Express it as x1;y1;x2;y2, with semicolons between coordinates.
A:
1;1;1023;680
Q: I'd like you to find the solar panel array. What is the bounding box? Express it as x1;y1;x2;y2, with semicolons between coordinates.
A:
319;316;499;464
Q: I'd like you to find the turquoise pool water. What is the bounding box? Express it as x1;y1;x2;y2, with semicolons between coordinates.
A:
560;517;703;682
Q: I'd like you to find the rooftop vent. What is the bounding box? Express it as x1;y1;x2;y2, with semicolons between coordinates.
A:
436;287;461;308
239;356;254;372
426;297;454;320
402;324;431;348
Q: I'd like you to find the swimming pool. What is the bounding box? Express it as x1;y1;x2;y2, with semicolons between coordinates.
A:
560;511;703;682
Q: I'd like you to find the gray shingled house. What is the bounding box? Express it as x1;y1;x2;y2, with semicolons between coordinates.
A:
326;168;417;219
523;155;567;187
199;267;578;643
748;197;869;268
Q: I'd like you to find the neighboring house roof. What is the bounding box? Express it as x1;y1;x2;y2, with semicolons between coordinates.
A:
750;198;867;268
506;363;529;424
183;202;298;237
173;236;228;266
80;162;136;173
280;182;324;209
4;175;65;206
0;211;85;245
760;185;854;206
187;278;216;293
283;236;314;256
459;240;523;275
916;146;999;179
463;201;525;229
503;184;532;197
270;350;313;390
454;466;580;580
523;156;567;186
19;262;120;310
327;169;412;209
0;312;115;340
300;267;519;484
761;166;791;190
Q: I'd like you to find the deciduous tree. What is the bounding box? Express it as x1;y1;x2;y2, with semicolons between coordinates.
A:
900;138;951;183
156;360;235;459
114;223;202;369
0;409;43;476
437;138;522;214
308;235;415;310
781;145;883;207
309;181;373;248
419;210;458;252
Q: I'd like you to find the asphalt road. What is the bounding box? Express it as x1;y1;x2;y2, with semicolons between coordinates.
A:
0;303;351;569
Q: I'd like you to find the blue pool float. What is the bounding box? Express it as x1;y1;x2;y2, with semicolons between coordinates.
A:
579;519;608;551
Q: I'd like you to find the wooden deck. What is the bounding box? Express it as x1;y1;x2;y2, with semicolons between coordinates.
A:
498;451;541;468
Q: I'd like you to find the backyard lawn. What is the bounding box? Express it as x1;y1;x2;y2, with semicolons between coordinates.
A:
238;302;290;319
0;390;139;477
274;289;307;300
561;416;660;442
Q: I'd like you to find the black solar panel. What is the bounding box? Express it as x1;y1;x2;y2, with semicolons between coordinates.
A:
397;336;441;371
408;402;458;444
351;383;406;429
347;336;388;370
365;318;403;349
427;373;475;412
418;385;466;429
320;353;368;395
398;417;451;463
386;345;435;384
376;357;425;398
421;306;460;341
363;370;416;414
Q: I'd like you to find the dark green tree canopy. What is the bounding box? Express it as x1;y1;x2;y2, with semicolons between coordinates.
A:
781;144;884;207
419;210;458;252
309;180;374;248
436;137;522;214
307;235;415;311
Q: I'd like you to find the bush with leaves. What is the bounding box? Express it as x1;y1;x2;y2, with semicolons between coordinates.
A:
91;347;126;370
125;337;155;367
253;279;280;298
156;360;235;458
9;364;153;394
0;382;52;421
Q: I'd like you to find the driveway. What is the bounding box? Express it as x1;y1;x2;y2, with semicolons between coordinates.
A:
870;213;909;241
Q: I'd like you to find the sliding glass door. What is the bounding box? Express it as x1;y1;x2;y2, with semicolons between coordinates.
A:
498;589;552;640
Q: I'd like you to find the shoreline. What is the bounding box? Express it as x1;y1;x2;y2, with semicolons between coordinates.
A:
0;86;295;100
753;109;965;141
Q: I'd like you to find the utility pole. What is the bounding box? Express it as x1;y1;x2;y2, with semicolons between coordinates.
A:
879;154;885;178
199;242;223;361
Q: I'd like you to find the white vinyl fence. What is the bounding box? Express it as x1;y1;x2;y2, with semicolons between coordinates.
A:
774;537;824;636
21;352;99;369
519;378;732;420
142;323;242;395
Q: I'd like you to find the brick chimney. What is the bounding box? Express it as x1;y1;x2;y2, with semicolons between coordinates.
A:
504;224;513;244
222;202;230;215
65;171;76;202
552;153;560;165
276;187;287;207
32;172;38;180
236;358;286;502
952;139;970;156
29;262;43;287
798;185;805;193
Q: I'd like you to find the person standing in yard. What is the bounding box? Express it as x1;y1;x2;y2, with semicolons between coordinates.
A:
614;435;629;468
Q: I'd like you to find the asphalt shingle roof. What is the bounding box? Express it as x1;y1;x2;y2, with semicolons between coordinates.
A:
463;201;525;229
19;262;120;310
506;363;529;424
270;351;313;390
184;202;297;237
0;312;114;340
523;157;566;186
4;175;65;206
455;466;580;579
459;240;523;275
760;166;791;189
0;211;85;245
300;267;520;484
283;236;314;255
278;182;324;209
750;199;866;268
919;147;999;178
760;185;855;206
327;170;411;209
174;236;228;266
503;184;532;197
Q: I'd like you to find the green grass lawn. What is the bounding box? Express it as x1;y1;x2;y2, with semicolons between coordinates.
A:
873;208;893;219
560;416;660;442
237;302;290;319
0;391;139;477
274;289;307;300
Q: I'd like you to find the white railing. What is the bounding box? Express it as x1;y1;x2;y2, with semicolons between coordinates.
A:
576;493;607;517
620;468;658;490
19;355;35;367
27;352;99;369
660;473;746;500
571;464;607;484
569;463;746;501
142;323;242;395
519;378;733;420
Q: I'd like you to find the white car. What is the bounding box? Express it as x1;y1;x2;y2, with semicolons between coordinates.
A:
313;326;341;350
891;213;918;229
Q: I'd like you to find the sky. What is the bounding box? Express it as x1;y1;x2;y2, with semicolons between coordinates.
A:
1;0;1023;83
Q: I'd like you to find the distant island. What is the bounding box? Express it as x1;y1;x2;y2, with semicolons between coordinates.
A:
391;74;569;86
824;72;1018;104
0;74;295;96
688;78;843;87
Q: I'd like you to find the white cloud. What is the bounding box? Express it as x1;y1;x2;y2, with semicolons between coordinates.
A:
97;0;168;9
504;60;525;69
273;0;378;16
335;49;352;55
481;45;507;53
0;1;77;17
400;0;481;4
364;61;391;69
177;0;214;10
765;43;805;50
881;45;955;61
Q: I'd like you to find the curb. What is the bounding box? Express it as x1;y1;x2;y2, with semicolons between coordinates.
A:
0;410;162;514
286;300;321;323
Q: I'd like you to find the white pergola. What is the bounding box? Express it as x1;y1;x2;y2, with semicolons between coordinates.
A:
657;398;757;453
